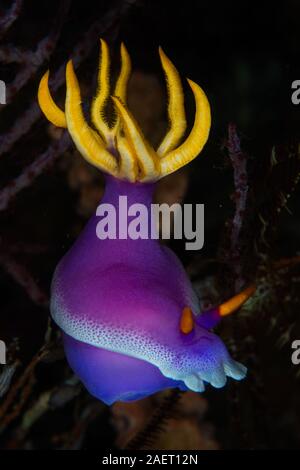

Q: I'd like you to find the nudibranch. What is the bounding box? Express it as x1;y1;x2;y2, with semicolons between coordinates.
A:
38;40;254;405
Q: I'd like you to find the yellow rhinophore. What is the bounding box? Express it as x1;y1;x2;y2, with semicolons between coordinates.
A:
38;39;211;182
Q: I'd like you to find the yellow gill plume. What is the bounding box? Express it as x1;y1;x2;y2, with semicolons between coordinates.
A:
38;40;211;182
38;71;67;128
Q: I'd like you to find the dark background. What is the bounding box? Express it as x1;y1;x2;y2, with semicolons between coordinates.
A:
0;0;299;450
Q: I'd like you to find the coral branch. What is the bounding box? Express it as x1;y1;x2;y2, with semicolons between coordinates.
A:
226;123;249;290
5;1;71;101
0;363;19;399
0;103;41;157
0;346;48;433
19;376;81;435
0;132;71;211
0;0;23;39
0;46;28;64
0;1;137;157
0;252;49;306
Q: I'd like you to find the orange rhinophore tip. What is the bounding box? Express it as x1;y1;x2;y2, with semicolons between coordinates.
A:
180;306;194;334
219;285;256;317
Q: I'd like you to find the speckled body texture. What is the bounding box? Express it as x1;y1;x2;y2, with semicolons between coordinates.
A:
51;176;246;404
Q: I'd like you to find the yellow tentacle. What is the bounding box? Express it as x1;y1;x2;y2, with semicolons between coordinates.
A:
91;38;111;141
159;79;211;177
38;70;67;128
157;47;186;157
116;130;137;182
111;96;159;181
110;42;132;137
114;42;131;104
37;40;212;183
65;60;117;175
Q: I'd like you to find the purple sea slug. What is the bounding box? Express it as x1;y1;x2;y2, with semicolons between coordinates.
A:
38;39;254;405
